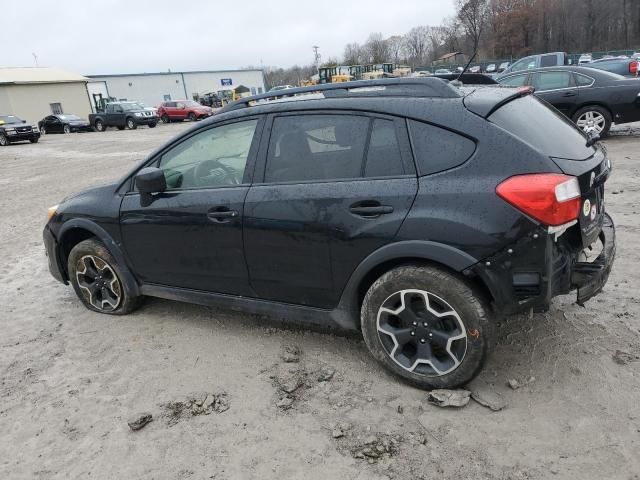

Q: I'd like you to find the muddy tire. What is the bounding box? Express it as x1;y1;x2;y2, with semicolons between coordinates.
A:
361;264;491;390
94;120;106;132
68;239;141;315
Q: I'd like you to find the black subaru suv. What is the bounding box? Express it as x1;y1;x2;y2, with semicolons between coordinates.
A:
43;79;615;389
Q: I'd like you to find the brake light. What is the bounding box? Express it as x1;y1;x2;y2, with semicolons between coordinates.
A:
496;174;581;226
630;61;638;75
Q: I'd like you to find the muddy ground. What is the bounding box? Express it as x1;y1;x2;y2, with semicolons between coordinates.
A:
1;121;638;480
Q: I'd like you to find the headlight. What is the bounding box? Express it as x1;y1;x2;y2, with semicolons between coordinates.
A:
32;126;39;132
134;112;144;117
5;128;16;135
47;205;58;221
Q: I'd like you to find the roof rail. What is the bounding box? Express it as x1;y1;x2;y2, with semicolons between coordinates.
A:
220;77;461;112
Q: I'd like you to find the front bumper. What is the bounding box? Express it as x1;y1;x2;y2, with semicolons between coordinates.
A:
43;224;66;284
134;116;159;125
469;213;616;314
5;131;40;142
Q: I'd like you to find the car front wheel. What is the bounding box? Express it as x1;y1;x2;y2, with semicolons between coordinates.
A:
0;134;9;146
126;118;137;130
361;264;491;390
188;112;197;121
68;239;141;315
63;125;71;134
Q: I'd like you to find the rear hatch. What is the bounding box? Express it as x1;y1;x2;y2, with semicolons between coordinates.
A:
486;93;611;247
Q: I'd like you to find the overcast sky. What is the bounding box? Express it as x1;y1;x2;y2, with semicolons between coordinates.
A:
3;0;455;75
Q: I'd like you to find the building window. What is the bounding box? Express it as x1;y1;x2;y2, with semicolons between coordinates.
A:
163;94;171;101
251;87;257;95
258;87;263;94
50;103;63;114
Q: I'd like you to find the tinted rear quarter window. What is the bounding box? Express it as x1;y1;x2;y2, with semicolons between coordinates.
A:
408;120;476;175
489;95;595;160
365;119;405;177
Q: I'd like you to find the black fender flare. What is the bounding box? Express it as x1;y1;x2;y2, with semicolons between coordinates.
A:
57;219;140;296
330;240;479;330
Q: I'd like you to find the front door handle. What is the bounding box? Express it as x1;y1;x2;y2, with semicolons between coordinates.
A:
349;201;394;218
207;207;238;222
563;92;577;97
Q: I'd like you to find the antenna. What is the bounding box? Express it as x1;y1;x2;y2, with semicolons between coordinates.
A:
455;50;478;83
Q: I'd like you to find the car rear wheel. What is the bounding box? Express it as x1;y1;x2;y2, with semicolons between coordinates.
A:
148;122;157;128
573;106;612;137
94;120;106;132
63;125;71;134
188;112;197;121
68;239;141;315
161;114;170;124
126;118;137;130
0;134;9;146
116;126;125;130
361;264;491;390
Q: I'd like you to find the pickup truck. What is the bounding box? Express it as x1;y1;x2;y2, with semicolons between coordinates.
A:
496;52;568;79
89;102;158;132
585;57;639;77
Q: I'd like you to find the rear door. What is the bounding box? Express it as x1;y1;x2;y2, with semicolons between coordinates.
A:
243;112;418;308
530;71;579;116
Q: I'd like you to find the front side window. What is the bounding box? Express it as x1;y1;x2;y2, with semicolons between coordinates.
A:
265;115;369;183
500;74;528;87
530;71;573;91
159;119;258;189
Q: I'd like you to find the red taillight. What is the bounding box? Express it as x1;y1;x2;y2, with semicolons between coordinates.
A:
630;61;638;75
496;174;581;226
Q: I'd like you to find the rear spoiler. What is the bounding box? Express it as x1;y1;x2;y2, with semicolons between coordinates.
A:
463;86;535;118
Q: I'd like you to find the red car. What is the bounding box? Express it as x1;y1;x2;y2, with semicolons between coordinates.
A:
157;100;213;123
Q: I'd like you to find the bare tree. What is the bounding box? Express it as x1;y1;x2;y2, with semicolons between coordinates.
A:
343;43;364;65
404;26;431;66
386;35;406;64
364;32;390;64
456;0;489;53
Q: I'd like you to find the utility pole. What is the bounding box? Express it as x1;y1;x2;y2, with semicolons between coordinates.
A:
32;53;39;67
313;46;320;68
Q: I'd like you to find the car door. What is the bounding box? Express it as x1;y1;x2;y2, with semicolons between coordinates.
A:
45;116;61;133
530;71;578;115
175;102;187;120
164;102;177;119
243;112;418;309
120;117;263;295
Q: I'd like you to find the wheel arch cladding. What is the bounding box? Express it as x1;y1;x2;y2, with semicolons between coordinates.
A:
58;220;140;295
340;240;494;315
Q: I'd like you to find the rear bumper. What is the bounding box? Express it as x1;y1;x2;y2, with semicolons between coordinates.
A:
468;213;616;314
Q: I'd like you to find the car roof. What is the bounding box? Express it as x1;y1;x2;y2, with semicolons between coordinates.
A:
498;65;624;80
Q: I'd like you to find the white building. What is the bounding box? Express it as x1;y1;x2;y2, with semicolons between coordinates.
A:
87;69;266;109
0;67;92;123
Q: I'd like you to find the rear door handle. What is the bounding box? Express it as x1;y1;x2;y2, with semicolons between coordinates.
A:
349;202;394;218
207;208;238;222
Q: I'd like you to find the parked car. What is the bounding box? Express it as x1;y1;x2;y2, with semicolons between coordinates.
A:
496;52;568;78
485;64;497;73
433;73;498;85
496;66;640;136
469;65;481;73
498;61;511;72
38;114;91;134
43;78;615;390
584;57;638;77
0;115;40;146
434;68;453;75
578;53;593;65
88;102;158;131
157;100;214;123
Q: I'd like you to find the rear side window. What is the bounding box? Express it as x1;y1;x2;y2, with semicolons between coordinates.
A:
575;73;594;86
265;115;369;183
408;121;476;176
365;119;405;177
489;95;594;160
530;71;573;91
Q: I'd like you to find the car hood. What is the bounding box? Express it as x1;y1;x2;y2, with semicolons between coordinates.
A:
61;182;117;204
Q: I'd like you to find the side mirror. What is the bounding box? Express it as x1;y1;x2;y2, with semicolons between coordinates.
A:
135;167;166;194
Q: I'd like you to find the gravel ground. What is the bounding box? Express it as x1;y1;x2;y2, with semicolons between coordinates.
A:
1;121;639;480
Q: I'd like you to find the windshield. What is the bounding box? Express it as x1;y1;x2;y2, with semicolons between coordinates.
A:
184;101;202;107
489;95;595;160
58;114;81;121
0;115;23;125
121;103;144;111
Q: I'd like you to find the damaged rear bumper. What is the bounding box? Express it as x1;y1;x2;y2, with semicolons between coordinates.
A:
467;213;616;315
